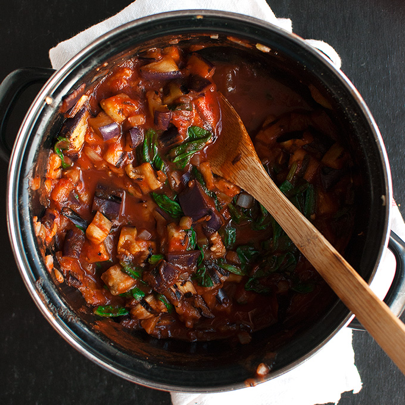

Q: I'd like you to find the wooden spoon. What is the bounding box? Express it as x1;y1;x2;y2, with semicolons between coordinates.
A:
210;93;405;374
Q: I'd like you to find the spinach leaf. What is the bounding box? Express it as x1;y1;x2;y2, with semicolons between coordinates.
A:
236;245;259;269
192;266;213;287
255;251;297;278
186;228;197;250
218;259;245;276
148;254;165;265
131;287;146;300
139;129;165;171
94;305;129;317
157;293;174;313
54;136;71;169
120;261;143;279
192;166;222;211
291;281;315;294
223;226;237;249
168;126;212;168
304;184;316;219
151;192;183;218
244;278;271;294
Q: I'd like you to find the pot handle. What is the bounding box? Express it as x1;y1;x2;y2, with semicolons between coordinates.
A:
0;67;54;162
349;231;405;330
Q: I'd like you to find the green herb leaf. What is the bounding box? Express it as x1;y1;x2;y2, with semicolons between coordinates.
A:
131;287;146;300
138;129;165;171
236;246;259;267
304;184;316;219
186;228;197;251
120;261;143;279
218;259;245;276
94;305;129;317
223;226;237;249
192;166;222;211
54;136;71;169
168;126;212;168
291;281;315;294
255;251;297;278
279;180;294;195
244;278;271;294
197;245;205;267
157;293;174;313
148;254;165;265
192;266;213;287
151;192;183;218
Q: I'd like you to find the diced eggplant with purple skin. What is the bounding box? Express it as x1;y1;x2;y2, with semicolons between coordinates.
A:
188;74;212;93
61;207;88;230
59;107;89;152
193;295;214;318
140;56;184;80
61;83;86;113
159;125;182;148
181;171;192;186
63;228;85;258
98;121;120;141
320;166;348;191
139;298;158;315
178;181;211;221
143;261;179;294
203;209;223;235
207;265;222;285
216;289;229;305
276;131;304;144
92;196;121;220
302;127;334;159
129;127;144;149
41;210;56;230
94;182;124;202
166;250;201;270
92;183;123;219
154;109;172;131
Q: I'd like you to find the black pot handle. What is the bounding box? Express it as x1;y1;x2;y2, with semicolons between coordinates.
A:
349;231;405;330
0;67;55;162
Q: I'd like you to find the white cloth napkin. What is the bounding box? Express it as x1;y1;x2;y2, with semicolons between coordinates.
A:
48;1;405;404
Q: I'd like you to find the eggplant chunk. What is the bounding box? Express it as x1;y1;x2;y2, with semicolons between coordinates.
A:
159;125;183;148
86;211;112;245
61;207;88;230
92;196;121;219
101;264;137;295
63;228;85;258
117;226;154;262
143;261;179;294
140;56;183;80
178;181;211;221
100;93;140;123
59;107;89;152
125;162;163;194
166;250;201;270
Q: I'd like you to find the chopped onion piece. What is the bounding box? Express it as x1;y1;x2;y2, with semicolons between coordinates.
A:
236;193;254;208
84;146;103;163
138;229;152;240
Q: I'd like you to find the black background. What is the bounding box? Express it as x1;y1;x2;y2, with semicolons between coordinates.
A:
1;1;405;404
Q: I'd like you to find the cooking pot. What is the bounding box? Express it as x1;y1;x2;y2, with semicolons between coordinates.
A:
2;10;405;391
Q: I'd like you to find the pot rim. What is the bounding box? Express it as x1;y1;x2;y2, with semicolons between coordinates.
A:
6;10;392;391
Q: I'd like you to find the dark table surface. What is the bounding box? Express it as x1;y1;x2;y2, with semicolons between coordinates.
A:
1;1;405;404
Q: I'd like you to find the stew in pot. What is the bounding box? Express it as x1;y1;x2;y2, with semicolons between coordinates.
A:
31;43;357;343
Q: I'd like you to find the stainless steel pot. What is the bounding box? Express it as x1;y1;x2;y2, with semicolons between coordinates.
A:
2;10;405;391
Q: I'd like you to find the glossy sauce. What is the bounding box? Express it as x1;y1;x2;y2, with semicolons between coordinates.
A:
33;44;356;343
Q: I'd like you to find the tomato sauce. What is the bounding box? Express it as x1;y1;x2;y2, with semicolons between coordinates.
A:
32;44;357;343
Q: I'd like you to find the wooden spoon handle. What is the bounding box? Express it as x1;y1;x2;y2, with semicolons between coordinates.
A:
235;161;405;373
